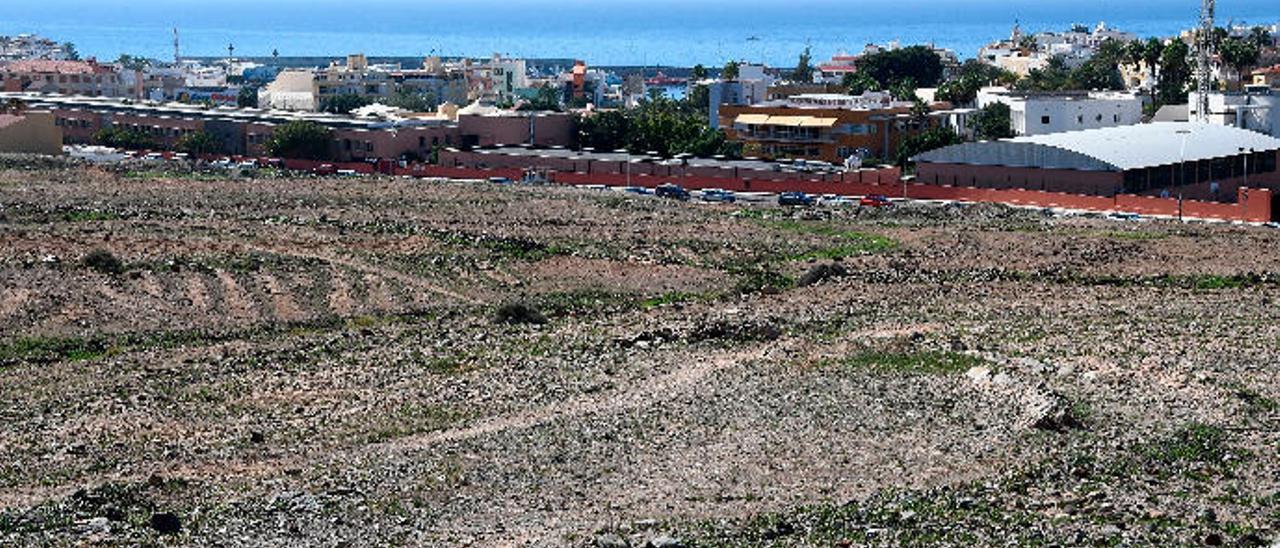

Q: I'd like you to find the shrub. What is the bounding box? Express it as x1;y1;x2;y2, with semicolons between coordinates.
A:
494;302;547;325
797;263;849;287
82;249;124;275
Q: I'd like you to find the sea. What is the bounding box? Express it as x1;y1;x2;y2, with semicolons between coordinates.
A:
2;0;1277;67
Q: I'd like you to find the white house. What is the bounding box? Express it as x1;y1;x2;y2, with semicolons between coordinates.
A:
977;87;1143;136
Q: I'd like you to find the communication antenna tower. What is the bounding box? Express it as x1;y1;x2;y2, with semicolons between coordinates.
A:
1195;0;1215;122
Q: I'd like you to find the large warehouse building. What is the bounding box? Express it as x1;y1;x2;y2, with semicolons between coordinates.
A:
913;123;1280;202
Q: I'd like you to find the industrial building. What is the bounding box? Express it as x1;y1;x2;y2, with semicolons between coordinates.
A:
913;122;1280;201
1;92;576;162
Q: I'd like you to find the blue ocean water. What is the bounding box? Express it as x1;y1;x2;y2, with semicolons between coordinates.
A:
2;0;1277;66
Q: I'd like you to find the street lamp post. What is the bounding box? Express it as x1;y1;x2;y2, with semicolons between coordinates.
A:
1240;147;1252;190
1178;129;1190;221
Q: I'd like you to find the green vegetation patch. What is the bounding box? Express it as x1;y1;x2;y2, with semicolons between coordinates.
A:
680;424;1261;547
0;336;113;365
1139;423;1243;480
62;209;121;222
760;218;898;261
836;350;987;375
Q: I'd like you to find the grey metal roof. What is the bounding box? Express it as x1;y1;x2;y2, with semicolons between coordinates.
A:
915;122;1280;171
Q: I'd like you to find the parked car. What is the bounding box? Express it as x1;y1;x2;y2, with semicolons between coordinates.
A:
860;194;893;208
818;194;856;207
700;188;736;203
210;158;234;169
488;176;514;184
655;183;691;201
622;186;652;195
313;163;338;176
778;192;815;207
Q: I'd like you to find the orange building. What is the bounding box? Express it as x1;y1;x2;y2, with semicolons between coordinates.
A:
719;93;934;164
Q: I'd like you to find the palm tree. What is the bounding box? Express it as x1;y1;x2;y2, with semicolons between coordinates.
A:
1220;38;1260;90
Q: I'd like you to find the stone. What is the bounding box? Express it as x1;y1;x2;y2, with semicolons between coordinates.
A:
149;512;182;534
647;535;684;548
596;533;629;548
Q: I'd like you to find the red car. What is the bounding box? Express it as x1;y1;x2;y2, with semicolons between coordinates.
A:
860;194;893;208
312;163;337;176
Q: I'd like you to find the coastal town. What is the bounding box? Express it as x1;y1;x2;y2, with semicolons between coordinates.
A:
6;1;1280;546
1;9;1279;219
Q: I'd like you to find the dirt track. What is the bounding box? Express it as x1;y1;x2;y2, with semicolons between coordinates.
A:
1;160;1279;546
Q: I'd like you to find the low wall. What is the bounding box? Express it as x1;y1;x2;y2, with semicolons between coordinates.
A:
258;152;1275;224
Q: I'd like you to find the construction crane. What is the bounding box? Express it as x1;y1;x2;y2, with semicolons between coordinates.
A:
1195;0;1215;122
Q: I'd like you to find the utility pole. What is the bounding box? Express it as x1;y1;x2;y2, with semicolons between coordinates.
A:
227;43;235;62
172;28;180;64
1195;0;1215;122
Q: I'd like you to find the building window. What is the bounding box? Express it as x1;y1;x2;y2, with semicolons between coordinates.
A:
1113;114;1120;123
1077;115;1084;124
1096;114;1103;122
1041;116;1051;125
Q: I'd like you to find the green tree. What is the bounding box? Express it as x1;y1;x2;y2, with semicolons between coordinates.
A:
576;96;738;158
889;78;919;102
1016;57;1073;91
936;62;1016;106
1249;26;1273;48
386;90;438;112
1156;39;1192;106
237;85;259;109
686;83;710;115
858;46;944;88
1220;38;1260;90
896;126;961;168
577;109;631;152
969;102;1014;140
175;131;222;155
264;120;333;160
691;64;708;80
791;47;814;82
722;61;740;81
842;72;879;95
62;42;80;61
519;85;563;112
94;127;155;150
115;54;151;71
1069;57;1125;91
319;93;371;115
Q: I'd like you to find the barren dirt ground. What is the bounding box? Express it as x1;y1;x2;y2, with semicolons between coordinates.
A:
1;159;1279;547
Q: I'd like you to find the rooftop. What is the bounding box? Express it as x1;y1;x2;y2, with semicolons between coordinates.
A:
915;123;1280;172
1;60;113;75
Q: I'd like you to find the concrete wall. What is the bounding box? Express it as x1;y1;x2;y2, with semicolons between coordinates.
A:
917;162;1124;196
0;111;62;155
457;113;576;148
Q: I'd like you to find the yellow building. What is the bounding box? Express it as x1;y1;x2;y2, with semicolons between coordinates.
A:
1253;65;1280;89
0;110;64;155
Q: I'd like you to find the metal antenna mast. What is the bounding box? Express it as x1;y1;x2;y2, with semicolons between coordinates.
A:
173;28;180;64
1195;0;1215;122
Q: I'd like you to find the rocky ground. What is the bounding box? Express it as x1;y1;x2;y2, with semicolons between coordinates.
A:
0;157;1278;547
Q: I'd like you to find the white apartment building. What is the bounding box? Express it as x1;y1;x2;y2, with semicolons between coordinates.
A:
1189;90;1280;139
977;87;1143;137
487;55;528;100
